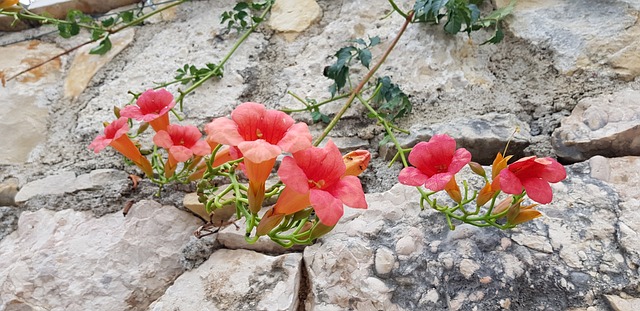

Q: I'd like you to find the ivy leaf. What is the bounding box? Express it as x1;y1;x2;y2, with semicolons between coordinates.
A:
119;11;134;23
101;17;115;27
58;23;79;38
311;110;331;124
372;76;412;122
369;36;381;47
89;37;112;55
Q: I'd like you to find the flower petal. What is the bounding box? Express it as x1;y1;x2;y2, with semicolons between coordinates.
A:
170;145;193;163
238;140;282;163
119;105;144;120
327;176;367;209
205;117;244;146
153;130;173;149
424;172;453;192
448;147;472;174
293;140;345;185
273;187;311;215
278;122;312;154
522;177;553;204
191;140;212;156
88;135;110;153
398;167;429;186
310;189;344;226
539;158;567;183
278;156;310;194
498;169;524;195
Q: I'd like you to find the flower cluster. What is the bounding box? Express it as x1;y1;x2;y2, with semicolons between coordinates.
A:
91;89;567;245
90;90;370;246
398;134;567;228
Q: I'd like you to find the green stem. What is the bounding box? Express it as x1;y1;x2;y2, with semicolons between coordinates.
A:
175;1;273;109
387;0;408;19
313;10;415;146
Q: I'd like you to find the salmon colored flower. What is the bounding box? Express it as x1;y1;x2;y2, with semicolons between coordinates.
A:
272;140;367;226
495;156;566;204
205;102;312;213
89;117;153;177
120;89;175;132
398;134;471;191
476;152;514;207
153;124;211;178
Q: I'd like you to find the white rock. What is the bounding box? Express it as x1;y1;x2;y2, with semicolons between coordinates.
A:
605;294;640;311
14;171;77;203
0;200;200;310
374;247;396;275
148;249;302;311
268;0;322;39
459;258;479;279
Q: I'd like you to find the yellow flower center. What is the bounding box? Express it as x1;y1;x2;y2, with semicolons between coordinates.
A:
309;179;325;189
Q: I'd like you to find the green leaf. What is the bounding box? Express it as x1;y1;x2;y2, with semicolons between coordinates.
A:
101;17;115;27
233;2;249;10
443;13;462;34
352;38;366;46
358;49;372;68
369;36;381;47
413;0;451;22
89;37;112;55
91;29;105;40
119;11;134;23
482;27;504;44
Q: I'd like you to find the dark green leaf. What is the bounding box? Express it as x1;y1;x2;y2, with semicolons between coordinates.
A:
91;29;105;40
233;2;249;10
444;13;462;34
353;38;366;46
89;37;112;55
482;27;504;44
358;49;372;68
369;36;381;47
101;17;115;27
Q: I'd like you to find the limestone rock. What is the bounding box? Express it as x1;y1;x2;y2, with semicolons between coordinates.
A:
0;40;64;164
605;294;640;311
0;206;20;241
497;0;640;79
380;113;531;164
183;191;236;222
304;162;636;310
64;28;136;99
268;0;322;40
148;249;302;311
589;156;640;270
15;169;129;203
552;89;640;162
0;200;200;311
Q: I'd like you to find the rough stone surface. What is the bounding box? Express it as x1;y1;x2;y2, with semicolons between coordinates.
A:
497;0;640;79
15;169;129;203
380;113;531;164
217;220;303;255
0;200;200;311
304;163;638;310
605;295;640;311
148;249;302;311
268;0;322;39
0;206;20;241
589;156;640;272
64;28;136;99
0;40;64;165
553;89;640;162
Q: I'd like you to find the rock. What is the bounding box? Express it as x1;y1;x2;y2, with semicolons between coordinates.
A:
64;28;136;99
0;178;19;206
0;206;20;241
0;200;200;311
217;220;304;254
268;0;322;40
497;0;640;79
0;40;64;164
183;191;236;222
605;295;640;311
589;156;640;270
15;169;129;203
552;89;640;162
148;249;302;311
380;113;531;164
303;162;636;310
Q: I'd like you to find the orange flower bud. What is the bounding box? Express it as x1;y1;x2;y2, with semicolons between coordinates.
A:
476;183;495;207
343;150;371;177
492;196;516;215
468;161;486;177
444;176;462;203
256;209;285;236
491;152;513;180
509;209;542;225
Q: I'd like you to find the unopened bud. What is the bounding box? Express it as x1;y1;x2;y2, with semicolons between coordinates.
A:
137;122;150;135
310;222;336;240
256;209;285;236
492;196;514;215
468;162;486;177
343;150;371;177
113;106;121;118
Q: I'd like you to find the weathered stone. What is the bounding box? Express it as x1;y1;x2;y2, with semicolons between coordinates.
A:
0;178;19;206
497;0;640;79
589;156;640;269
605;295;640;311
0;40;64;164
0;200;200;311
183;192;236;222
552;89;640;162
148;249;302;311
380;113;531;164
15;169;128;203
64;28;136;99
304;162;635;310
0;206;20;241
268;0;322;40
